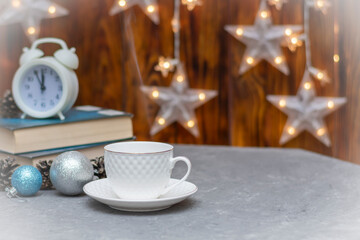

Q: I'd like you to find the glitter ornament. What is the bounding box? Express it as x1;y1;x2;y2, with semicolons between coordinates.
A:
11;165;42;196
50;151;94;196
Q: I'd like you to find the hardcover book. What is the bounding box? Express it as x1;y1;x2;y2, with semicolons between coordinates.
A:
0;106;133;154
0;137;135;167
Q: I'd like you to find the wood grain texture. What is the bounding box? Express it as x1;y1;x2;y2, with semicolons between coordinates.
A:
0;0;359;162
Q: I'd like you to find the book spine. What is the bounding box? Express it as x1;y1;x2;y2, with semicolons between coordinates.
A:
0;145;106;167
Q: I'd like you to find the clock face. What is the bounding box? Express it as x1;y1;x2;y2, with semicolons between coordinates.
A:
20;65;63;112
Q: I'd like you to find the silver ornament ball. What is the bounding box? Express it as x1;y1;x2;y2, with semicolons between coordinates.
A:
50;151;94;196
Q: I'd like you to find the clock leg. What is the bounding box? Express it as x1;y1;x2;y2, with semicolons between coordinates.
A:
58;112;65;121
21;113;27;119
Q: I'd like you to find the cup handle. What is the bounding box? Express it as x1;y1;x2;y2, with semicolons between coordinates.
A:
160;156;192;196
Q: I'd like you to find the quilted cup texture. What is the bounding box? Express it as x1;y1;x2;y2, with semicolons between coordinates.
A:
105;150;173;199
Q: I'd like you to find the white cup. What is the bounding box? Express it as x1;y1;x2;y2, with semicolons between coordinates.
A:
104;141;191;200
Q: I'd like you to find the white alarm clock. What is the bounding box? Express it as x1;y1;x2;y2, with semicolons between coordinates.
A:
12;38;79;120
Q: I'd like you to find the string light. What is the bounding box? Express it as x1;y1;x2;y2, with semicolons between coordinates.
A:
304;82;312;90
327;101;334;109
12;0;21;8
260;10;269;19
285;28;292;36
48;6;56;14
316;0;324;8
147;4;155;13
27;26;36;35
157;117;166;126
187;120;195;128
279;99;286;108
151;90;160;99
118;0;127;7
163;62;170;69
236;27;244;36
309;67;330;84
291;37;298;45
176;75;184;83
246;57;255;65
333;54;340;63
287;127;296;135
316;71;324;80
198;93;206;101
274;56;283;65
316;128;326;136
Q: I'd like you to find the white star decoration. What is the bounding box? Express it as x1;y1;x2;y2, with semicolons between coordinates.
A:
282;32;304;52
267;70;346;147
154;56;179;77
109;0;159;25
225;1;302;75
0;0;69;42
309;66;331;85
141;63;217;137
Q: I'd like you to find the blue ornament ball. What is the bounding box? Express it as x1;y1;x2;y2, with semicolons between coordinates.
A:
11;166;42;196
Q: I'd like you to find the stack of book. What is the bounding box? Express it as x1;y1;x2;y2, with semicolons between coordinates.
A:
0;106;134;166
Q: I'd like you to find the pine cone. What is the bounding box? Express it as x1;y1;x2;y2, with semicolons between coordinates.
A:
0;90;22;118
90;156;106;179
0;158;20;191
36;160;53;190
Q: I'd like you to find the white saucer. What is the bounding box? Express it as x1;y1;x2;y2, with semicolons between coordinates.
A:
83;178;198;212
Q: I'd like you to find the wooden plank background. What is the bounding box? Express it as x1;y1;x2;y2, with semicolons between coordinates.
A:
0;0;359;162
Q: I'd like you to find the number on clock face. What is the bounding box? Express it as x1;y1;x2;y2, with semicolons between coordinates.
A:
20;65;63;112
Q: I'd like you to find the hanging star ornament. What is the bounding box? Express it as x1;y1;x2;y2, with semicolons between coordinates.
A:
181;0;202;11
141;63;217;137
282;33;304;52
225;1;302;75
109;0;159;24
267;0;288;10
154;56;178;77
309;66;331;85
267;70;346;147
0;0;69;42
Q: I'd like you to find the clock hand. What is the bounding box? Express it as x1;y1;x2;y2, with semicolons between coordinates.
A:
34;70;42;87
40;69;46;93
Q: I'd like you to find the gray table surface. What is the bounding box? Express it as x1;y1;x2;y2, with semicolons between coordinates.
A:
1;145;360;240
